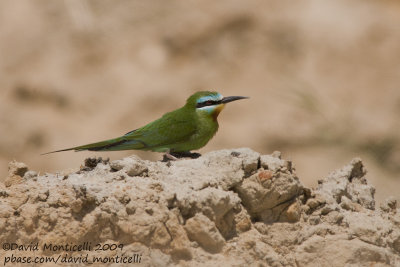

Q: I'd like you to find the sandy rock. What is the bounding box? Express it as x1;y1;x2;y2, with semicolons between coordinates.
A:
110;155;148;176
388;232;400;254
344;212;391;246
176;187;241;239
234;207;252;233
184;213;225;253
23;170;38;180
0;149;399;266
5;161;32;187
317;158;375;210
285;201;301;222
8;160;28;177
234;163;303;223
380;196;397;212
295;234;393;266
164;212;192;260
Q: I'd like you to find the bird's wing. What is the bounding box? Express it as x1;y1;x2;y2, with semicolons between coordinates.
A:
122;112;197;151
42;109;196;153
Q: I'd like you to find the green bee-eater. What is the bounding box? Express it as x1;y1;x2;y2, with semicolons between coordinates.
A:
44;91;248;159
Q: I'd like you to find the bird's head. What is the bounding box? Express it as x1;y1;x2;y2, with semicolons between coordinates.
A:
186;91;248;120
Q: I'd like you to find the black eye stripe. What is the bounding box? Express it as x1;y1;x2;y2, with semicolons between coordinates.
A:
196;100;222;108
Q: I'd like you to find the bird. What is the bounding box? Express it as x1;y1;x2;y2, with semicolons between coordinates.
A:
43;91;248;159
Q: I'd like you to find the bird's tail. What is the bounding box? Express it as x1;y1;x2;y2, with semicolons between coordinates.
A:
41;137;126;155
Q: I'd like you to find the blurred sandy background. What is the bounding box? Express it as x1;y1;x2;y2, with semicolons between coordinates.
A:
1;0;399;203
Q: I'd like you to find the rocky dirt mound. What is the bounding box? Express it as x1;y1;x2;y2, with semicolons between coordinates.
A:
1;149;399;266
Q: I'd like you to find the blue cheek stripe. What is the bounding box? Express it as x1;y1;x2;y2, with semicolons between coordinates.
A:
196;93;223;105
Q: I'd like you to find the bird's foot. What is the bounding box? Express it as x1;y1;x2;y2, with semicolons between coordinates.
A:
163;153;178;161
172;151;201;159
162;151;201;161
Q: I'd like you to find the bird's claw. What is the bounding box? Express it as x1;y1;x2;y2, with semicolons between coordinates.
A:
162;152;201;162
163;153;178;161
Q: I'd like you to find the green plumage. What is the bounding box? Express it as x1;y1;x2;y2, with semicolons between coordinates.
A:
44;91;247;155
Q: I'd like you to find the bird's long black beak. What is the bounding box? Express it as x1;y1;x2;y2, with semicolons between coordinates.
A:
221;96;249;104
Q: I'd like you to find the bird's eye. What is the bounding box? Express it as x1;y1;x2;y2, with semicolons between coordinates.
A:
196;99;219;108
